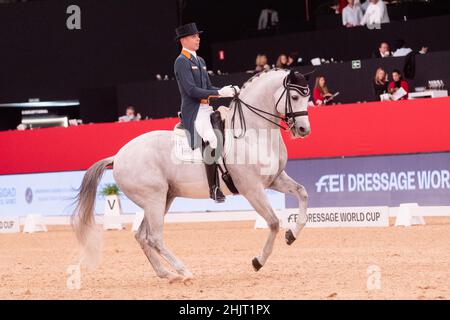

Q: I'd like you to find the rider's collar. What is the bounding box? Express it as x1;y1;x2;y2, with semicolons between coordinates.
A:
181;48;197;59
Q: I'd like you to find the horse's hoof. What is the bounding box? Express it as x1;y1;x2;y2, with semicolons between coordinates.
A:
168;274;183;284
182;277;194;286
252;257;263;272
285;229;296;245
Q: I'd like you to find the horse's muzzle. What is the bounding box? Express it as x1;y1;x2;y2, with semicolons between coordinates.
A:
292;126;310;138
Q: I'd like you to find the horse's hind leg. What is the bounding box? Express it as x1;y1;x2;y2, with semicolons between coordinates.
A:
243;187;280;271
142;198;194;283
135;217;182;283
269;170;308;245
165;193;175;216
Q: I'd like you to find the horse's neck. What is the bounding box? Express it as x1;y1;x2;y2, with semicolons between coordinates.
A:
226;71;285;132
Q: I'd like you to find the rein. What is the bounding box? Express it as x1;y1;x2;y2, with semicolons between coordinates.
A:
230;74;309;139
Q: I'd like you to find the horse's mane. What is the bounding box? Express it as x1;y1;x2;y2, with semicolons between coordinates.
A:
240;68;289;91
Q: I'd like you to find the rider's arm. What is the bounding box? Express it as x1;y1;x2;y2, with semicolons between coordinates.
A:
174;58;219;99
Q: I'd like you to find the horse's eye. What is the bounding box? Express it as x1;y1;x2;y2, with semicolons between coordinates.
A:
292;95;299;101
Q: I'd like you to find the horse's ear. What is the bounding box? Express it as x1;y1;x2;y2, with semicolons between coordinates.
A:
303;69;315;81
288;69;296;82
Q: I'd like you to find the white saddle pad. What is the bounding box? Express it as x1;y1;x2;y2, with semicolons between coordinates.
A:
172;130;204;163
172;106;232;163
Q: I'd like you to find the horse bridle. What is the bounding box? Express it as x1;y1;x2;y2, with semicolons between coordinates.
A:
230;73;310;139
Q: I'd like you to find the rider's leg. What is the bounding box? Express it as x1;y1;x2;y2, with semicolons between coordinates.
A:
195;106;218;148
195;106;225;202
209;110;224;157
202;142;225;202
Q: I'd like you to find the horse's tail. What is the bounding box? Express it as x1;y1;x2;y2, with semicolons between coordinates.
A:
71;156;114;268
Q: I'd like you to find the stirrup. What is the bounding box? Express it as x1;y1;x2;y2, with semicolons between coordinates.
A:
210;186;225;203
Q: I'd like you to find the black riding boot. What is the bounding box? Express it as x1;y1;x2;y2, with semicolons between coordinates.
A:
203;144;225;203
201;111;226;203
210;110;224;157
205;162;225;203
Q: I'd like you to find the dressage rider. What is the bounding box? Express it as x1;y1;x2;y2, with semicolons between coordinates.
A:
174;23;238;203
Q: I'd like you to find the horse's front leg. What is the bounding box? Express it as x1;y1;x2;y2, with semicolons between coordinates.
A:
269;170;308;245
242;186;280;271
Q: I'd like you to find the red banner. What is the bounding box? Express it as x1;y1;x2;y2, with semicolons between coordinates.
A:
1;97;450;175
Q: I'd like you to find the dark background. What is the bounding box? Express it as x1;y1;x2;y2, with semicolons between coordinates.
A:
116;51;450;120
211;15;450;73
182;0;450;67
0;0;449;130
0;0;178;103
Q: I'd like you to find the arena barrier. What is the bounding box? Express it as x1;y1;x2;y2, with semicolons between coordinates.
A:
1;204;449;234
1;98;450;229
1;97;450;175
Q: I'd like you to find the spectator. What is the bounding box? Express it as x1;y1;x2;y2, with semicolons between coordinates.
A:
342;0;363;28
360;0;390;26
119;106;141;122
358;0;370;14
258;5;279;30
373;67;388;101
373;41;391;58
255;54;271;72
313;76;335;106
287;52;302;67
392;39;413;57
388;69;409;100
16;123;28;131
275;54;288;69
418;46;429;55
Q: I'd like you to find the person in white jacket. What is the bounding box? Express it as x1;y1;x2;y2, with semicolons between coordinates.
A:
342;0;363;27
360;0;390;27
258;7;279;30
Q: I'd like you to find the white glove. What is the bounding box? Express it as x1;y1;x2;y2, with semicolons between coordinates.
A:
218;85;238;97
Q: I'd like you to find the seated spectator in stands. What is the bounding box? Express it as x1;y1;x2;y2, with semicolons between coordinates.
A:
388;69;409;100
255;54;271;72
16;123;28;131
313;76;335;106
360;0;390;26
418;46;428;55
392;39;412;57
373;68;389;101
258;5;279;30
342;0;363;28
275;54;288;69
373;41;391;58
287;52;301;67
119;106;141;122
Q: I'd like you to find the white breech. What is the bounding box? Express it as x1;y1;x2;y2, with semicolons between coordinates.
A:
194;104;217;149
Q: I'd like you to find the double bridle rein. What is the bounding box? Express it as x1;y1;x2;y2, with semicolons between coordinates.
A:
230;72;310;139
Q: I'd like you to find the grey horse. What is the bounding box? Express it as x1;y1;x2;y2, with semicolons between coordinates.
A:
72;69;311;284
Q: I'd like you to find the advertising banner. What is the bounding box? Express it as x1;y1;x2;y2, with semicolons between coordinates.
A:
0;170;284;217
285;152;450;208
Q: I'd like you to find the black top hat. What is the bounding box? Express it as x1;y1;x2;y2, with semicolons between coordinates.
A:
175;23;203;41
